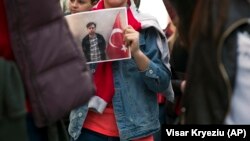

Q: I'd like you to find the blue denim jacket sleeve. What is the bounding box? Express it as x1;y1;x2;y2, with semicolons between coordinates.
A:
68;104;88;140
139;27;171;93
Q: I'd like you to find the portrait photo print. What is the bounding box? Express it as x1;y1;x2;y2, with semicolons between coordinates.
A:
65;7;130;64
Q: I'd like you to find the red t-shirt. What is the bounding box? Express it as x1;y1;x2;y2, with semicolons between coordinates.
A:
83;104;153;141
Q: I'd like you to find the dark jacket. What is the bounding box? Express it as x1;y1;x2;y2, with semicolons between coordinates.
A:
82;33;106;62
0;58;28;141
4;0;95;127
182;0;250;124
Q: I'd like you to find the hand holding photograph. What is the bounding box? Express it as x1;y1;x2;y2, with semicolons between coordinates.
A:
65;7;130;64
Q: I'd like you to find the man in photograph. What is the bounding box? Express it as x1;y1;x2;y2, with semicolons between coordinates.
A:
82;22;106;62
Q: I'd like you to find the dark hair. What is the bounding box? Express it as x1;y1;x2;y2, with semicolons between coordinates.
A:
86;22;96;28
134;0;140;8
190;0;228;48
168;0;198;48
168;0;229;49
91;0;99;4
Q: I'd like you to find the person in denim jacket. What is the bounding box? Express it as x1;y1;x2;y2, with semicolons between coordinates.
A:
68;0;174;140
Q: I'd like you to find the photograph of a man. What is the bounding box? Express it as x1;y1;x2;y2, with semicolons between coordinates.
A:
66;7;130;64
82;22;106;62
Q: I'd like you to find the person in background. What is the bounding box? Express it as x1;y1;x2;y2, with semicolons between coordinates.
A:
0;0;95;141
68;0;173;140
60;0;99;15
152;1;188;140
60;0;70;14
82;22;107;62
169;0;250;124
161;0;194;126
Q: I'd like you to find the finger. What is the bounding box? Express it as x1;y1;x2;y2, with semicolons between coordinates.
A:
124;26;135;34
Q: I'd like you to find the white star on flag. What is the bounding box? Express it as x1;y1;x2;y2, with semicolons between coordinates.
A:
121;45;127;52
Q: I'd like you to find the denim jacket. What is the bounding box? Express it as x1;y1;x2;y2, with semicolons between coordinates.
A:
69;26;172;140
68;2;173;140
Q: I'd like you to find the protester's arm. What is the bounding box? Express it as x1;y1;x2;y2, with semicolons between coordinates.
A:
124;25;150;71
124;25;171;92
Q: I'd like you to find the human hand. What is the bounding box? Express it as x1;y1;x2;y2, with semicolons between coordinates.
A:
123;25;140;57
123;25;149;71
180;80;186;93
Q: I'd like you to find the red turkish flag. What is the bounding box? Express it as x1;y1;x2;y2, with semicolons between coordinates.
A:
106;13;129;60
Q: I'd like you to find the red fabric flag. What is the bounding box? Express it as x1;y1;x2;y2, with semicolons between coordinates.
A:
106;13;129;60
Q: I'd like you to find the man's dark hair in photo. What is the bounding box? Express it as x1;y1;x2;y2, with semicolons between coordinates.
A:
86;22;96;28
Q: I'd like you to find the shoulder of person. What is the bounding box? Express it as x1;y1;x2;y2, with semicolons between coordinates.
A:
137;12;166;38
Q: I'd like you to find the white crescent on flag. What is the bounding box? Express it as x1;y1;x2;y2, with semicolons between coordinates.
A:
109;28;123;48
